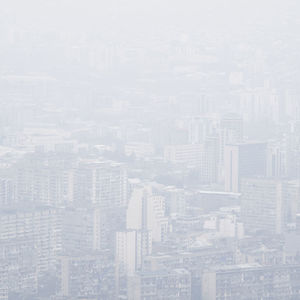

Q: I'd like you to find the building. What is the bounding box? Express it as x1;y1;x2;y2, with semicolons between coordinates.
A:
0;178;14;207
13;152;75;206
127;269;191;300
240;178;288;235
188;116;211;144
0;262;8;300
116;230;152;276
164;144;202;166
0;239;37;297
58;252;115;299
267;140;288;178
162;186;187;216
126;186;169;242
125;142;155;159
74;159;127;208
224;142;267;192
61;208;94;254
201;264;300;300
0;207;62;273
93;206;126;251
115;230;152;298
218;114;243;181
200;136;219;184
219;114;243;163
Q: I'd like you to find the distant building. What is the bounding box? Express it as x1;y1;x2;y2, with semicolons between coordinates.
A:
125;142;155;159
115;230;152;298
126;186;169;242
188;116;211;144
297;214;300;235
219;114;243;164
200;136;219;184
0;239;37;297
0;264;8;300
240;178;298;235
74;159;127;208
116;230;152;276
162;186;187;216
0;207;61;273
201;264;300;300
164;144;202;166
224;142;267;192
61;208;94;254
128;269;191;300
218;114;243;181
0;178;13;207
13;152;75;206
58;252;115;299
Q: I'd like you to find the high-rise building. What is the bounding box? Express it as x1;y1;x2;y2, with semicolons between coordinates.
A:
0;263;8;300
61;208;94;254
0;178;14;207
13;152;75;206
0;207;62;273
241;178;286;235
163;186;187;216
59;252;115;299
93;206;126;251
127;269;191;300
224;142;267;192
218;114;243;181
115;230;152;298
219;114;243;156
267;140;288;178
201;264;300;300
74;159;127;208
116;230;152;276
200;136;219;184
0;239;37;297
126;186;168;242
188;116;211;144
71;159;128;253
241;178;300;235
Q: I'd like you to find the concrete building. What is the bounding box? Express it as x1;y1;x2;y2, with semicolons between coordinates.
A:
0;178;14;207
0;207;62;273
241;178;285;235
224;142;267;192
126;186;169;242
59;252;115;299
219;114;243;164
267;140;288;178
0;239;37;297
128;269;191;300
200;136;219;184
201;264;300;300
74;159;127;208
125;142;155;159
13;152;75;206
116;230;152;276
164;144;202;166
